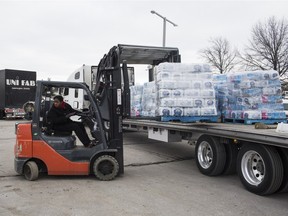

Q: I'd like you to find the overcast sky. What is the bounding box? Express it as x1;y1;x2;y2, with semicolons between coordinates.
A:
1;0;288;83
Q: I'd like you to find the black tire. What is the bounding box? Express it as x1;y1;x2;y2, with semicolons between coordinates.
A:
222;144;238;175
195;135;226;176
278;148;288;193
0;110;4;120
237;144;283;195
23;161;39;181
93;155;119;181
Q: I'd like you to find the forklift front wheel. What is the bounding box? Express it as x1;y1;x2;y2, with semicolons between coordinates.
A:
23;161;39;181
93;155;119;181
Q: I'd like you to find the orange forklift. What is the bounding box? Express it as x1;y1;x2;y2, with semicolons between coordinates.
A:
14;47;130;181
14;44;181;181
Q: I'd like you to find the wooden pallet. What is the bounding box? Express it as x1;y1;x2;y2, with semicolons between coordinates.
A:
161;116;219;123
223;118;287;125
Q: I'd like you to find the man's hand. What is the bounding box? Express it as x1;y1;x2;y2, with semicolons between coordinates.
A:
65;112;76;118
76;110;90;117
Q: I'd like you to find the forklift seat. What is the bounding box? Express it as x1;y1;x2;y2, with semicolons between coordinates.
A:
41;134;76;150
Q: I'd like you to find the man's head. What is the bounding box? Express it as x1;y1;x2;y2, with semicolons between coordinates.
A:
53;95;64;108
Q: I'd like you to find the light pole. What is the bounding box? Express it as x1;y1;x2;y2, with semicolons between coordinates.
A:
151;10;177;47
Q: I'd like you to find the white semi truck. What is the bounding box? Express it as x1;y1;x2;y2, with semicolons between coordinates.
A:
68;44;288;196
283;91;288;117
65;64;134;110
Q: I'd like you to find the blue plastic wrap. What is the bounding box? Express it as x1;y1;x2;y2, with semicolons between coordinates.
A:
213;70;285;120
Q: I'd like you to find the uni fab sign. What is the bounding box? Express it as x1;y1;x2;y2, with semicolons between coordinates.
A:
6;78;36;86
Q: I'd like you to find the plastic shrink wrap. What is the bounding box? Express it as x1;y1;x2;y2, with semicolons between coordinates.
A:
155;63;217;118
132;67;285;121
214;70;285;120
141;81;157;117
130;85;143;117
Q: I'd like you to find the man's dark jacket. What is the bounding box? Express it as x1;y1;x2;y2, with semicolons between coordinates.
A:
47;102;76;126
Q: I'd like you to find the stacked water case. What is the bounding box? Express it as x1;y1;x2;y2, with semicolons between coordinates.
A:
130;85;143;117
141;81;157;117
155;63;217;120
213;74;228;117
223;70;286;120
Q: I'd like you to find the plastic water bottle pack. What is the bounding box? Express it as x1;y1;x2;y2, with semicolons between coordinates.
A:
154;63;217;118
141;81;157;117
130;85;143;117
213;70;285;120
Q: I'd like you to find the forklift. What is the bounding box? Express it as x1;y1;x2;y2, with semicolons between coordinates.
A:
14;44;180;181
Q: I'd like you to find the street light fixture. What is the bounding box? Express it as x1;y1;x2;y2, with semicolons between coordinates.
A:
151;10;178;47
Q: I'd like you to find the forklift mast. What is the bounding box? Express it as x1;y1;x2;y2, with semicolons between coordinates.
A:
94;46;127;174
94;44;181;173
94;44;181;121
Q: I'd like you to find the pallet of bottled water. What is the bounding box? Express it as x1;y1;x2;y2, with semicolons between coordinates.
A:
217;70;287;125
154;63;218;123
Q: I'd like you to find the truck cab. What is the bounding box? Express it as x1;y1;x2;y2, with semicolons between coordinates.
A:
65;65;98;110
283;98;288;119
65;64;135;111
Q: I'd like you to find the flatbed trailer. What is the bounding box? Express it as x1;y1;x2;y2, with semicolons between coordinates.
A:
123;118;288;195
88;44;287;196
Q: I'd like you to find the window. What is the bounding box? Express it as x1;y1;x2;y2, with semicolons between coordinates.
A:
75;89;78;98
75;72;80;80
63;88;69;96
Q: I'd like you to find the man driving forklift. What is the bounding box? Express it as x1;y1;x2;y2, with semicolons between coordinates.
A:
47;95;98;148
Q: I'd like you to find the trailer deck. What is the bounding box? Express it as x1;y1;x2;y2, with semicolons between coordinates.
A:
123;119;288;148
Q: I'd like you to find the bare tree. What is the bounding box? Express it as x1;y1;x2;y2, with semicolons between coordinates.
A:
199;37;239;74
241;16;288;78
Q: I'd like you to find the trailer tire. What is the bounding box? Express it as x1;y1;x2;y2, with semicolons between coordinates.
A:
93;155;119;181
222;144;238;175
237;144;283;195
195;135;226;176
278;148;288;193
23;161;39;181
0;110;4;120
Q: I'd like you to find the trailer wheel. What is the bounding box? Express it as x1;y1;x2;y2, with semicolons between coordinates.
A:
195;135;226;176
23;161;39;181
278;148;288;193
93;155;119;181
237;144;283;195
0;110;4;120
222;144;238;175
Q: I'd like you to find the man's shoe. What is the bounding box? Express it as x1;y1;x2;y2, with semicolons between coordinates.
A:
87;140;99;148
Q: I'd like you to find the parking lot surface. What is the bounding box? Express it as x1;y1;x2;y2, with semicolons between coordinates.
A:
1;120;288;216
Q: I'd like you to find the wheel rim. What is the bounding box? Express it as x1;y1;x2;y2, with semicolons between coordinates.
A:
98;160;114;175
94;156;119;181
197;141;213;169
241;150;265;186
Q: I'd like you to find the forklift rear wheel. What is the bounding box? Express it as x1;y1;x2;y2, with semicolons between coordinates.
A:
93;155;119;181
24;161;39;181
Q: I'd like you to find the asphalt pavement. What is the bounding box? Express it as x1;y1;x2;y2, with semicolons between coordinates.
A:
0;120;288;216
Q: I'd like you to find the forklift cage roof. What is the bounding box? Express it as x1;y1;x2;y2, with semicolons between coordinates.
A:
117;44;180;65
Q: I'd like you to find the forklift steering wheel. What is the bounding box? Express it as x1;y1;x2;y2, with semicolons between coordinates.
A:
77;110;92;121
